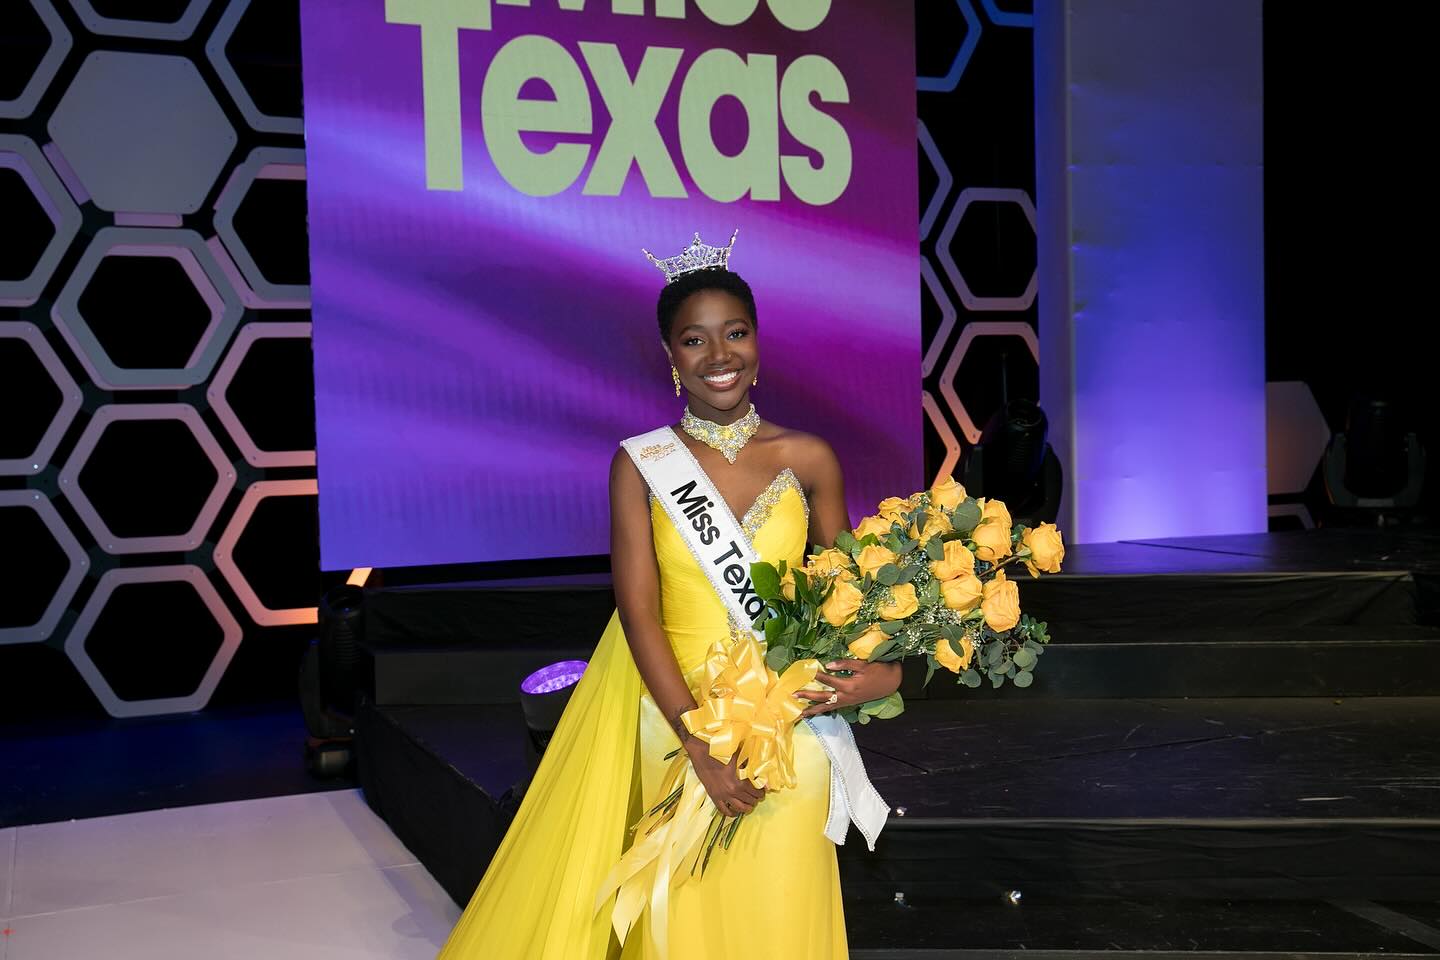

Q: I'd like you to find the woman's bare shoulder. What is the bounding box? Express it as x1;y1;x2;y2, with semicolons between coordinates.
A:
761;422;841;485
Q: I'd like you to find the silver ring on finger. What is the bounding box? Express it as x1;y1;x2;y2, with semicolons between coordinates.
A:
825;692;839;705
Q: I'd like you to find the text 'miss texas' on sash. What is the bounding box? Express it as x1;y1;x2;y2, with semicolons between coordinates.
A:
621;425;889;851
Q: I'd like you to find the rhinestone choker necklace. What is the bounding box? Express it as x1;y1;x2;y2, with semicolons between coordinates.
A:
680;403;759;464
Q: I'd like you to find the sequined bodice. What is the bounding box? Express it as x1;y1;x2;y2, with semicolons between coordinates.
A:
649;469;809;676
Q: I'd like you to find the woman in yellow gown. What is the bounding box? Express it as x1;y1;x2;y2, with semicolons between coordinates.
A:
437;255;902;959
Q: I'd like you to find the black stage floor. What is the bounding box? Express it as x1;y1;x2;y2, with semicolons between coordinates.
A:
353;528;1440;955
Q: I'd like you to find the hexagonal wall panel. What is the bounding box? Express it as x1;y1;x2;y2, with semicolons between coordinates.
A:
47;50;237;214
65;565;241;718
0;490;87;645
0;135;82;307
214;479;319;626
0;0;72;120
1266;380;1332;496
920;256;956;378
207;0;304;135
68;0;213;41
213;147;310;305
917;0;981;93
937;187;1037;312
59;404;235;554
918;120;952;241
922;390;961;484
0;322;82;475
939;321;1039;444
52;227;243;390
207;322;315;467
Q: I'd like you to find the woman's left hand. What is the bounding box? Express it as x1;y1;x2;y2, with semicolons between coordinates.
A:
795;659;902;718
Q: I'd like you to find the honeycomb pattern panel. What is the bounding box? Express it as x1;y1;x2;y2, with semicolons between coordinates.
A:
51;227;243;389
206;0;304;135
917;2;1037;484
47;50;237;214
213;147;310;305
68;0;213;41
940;321;1039;444
0;490;88;645
65;565;242;718
0;0;72;120
936;187;1037;312
0;321;83;476
207;322;316;467
58;403;235;554
0;134;83;307
214;479;319;626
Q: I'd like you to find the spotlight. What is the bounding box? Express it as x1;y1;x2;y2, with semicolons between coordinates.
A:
1324;396;1425;516
962;399;1063;525
520;659;587;754
300;584;366;777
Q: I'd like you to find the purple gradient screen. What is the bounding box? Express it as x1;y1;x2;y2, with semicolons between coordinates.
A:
300;1;919;569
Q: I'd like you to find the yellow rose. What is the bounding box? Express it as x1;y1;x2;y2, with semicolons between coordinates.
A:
852;514;892;541
876;496;914;523
908;507;952;544
806;548;856;582
847;625;889;660
971;498;1014;561
934;634;974;673
878;582;918;620
1021;523;1065;577
780;567;797;601
940;573;983;612
855;544;897;579
929;475;966;510
819;579;864;627
981;570;1021;632
928;539;976;581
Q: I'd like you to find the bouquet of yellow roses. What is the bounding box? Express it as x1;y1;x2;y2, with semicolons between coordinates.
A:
749;475;1065;723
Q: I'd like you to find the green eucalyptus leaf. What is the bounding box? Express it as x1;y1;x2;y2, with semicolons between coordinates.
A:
859;691;905;720
895;565;917;584
877;564;901;586
1014;648;1037;669
751;562;781;602
925;537;946;562
880;621;906;636
765;645;790;672
960;668;982;688
951;500;982;536
1013;670;1034;688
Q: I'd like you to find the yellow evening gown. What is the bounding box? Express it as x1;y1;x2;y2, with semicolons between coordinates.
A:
436;467;847;959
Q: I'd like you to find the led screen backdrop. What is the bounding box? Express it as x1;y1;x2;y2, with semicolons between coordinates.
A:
300;0;920;569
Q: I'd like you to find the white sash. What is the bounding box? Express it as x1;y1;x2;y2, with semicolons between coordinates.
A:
621;426;890;851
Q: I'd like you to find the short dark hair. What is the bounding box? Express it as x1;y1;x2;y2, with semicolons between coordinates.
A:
656;269;757;341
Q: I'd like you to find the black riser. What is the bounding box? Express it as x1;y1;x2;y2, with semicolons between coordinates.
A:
838;820;1440;901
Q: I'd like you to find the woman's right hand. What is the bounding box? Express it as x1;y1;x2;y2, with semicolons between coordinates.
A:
684;737;765;817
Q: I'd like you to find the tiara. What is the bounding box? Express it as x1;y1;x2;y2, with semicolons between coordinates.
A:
642;229;739;283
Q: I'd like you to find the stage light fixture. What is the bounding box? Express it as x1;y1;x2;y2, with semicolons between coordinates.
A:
520;659;587;754
300;583;365;777
1324;396;1425;516
962;398;1063;525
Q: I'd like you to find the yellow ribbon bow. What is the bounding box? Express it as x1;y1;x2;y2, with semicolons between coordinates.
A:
594;633;819;959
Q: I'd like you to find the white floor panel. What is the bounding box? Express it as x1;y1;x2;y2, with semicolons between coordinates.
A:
10;790;418;918
5;863;460;960
1;826;16;920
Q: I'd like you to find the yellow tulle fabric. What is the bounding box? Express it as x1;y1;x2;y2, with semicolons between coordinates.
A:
436;480;846;960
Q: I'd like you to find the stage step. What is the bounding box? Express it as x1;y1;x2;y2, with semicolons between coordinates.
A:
843;698;1440;901
905;624;1440;699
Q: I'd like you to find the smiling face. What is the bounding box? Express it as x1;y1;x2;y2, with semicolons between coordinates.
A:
665;288;758;420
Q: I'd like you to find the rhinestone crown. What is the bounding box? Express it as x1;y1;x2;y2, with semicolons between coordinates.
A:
643;229;739;284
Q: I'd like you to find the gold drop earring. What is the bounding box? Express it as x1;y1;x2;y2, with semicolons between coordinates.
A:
752;372;758;386
671;365;681;397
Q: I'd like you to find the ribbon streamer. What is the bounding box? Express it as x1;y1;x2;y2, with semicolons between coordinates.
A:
594;634;819;959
